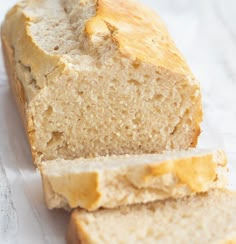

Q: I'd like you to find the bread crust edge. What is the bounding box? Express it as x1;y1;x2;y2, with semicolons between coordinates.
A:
1;27;37;163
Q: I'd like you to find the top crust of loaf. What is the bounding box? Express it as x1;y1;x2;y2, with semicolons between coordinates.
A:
2;3;66;100
2;0;198;101
86;0;193;74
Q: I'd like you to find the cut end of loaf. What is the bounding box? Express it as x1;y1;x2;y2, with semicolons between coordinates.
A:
31;61;202;162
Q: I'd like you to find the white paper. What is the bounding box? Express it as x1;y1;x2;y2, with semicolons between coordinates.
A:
0;1;236;243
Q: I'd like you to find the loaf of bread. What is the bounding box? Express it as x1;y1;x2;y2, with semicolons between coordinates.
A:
67;189;236;244
39;149;227;211
1;0;202;164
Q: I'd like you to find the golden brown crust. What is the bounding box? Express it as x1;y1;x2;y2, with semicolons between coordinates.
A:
1;35;26;128
67;210;92;244
1;6;40;163
148;155;218;191
190;96;203;147
1;28;37;162
86;0;192;75
223;239;236;244
46;172;101;210
190;125;202;147
219;234;236;244
128;150;227;192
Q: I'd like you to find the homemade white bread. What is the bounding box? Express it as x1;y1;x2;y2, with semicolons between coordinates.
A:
1;0;202;164
40;149;227;211
67;189;236;244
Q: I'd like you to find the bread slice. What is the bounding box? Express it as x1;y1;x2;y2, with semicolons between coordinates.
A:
1;0;202;164
67;189;236;244
39;149;227;211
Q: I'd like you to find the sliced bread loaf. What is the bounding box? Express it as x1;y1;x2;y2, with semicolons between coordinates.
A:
39;149;227;211
2;0;202;164
67;189;236;244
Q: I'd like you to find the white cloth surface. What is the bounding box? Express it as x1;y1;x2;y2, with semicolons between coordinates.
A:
0;0;236;243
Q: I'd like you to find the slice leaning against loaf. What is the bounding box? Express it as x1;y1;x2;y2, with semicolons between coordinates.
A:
67;189;236;244
39;148;228;211
1;0;202;164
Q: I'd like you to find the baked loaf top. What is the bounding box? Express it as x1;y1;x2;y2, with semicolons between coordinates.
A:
2;0;202;163
40;149;227;211
67;189;236;244
2;0;196;101
85;0;191;73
